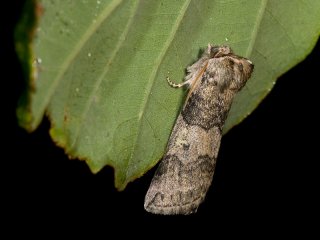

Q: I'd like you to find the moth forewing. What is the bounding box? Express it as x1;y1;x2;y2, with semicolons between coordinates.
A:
144;44;254;215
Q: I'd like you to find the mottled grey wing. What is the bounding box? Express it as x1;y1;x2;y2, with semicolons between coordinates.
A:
144;114;221;215
144;47;253;215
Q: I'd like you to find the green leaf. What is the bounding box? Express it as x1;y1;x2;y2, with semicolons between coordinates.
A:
15;0;42;128
16;0;320;190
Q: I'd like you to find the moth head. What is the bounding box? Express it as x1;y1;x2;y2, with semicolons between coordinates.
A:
228;58;254;92
207;44;233;58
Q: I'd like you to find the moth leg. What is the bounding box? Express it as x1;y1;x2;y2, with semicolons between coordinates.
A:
166;77;192;88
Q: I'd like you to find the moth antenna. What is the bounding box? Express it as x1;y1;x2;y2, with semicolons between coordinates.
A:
207;43;212;54
166;77;189;88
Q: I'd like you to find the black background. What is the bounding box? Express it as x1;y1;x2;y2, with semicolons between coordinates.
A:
3;1;319;235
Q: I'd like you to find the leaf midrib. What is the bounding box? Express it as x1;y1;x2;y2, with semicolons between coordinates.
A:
123;0;192;186
245;0;268;57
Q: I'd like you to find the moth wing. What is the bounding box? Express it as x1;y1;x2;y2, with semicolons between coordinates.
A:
144;115;219;215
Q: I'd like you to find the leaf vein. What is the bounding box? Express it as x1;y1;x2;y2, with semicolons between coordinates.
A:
124;0;192;183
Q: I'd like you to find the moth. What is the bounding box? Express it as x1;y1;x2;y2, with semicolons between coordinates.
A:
144;44;254;215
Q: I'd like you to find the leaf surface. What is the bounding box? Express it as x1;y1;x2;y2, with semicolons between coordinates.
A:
17;0;320;189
